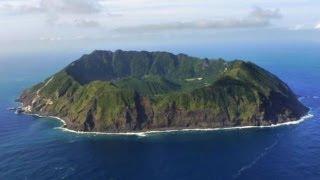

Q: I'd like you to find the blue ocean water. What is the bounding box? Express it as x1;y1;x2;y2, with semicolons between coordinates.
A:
0;44;319;179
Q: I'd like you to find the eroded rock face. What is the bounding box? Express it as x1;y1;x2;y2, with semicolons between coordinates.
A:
19;50;309;132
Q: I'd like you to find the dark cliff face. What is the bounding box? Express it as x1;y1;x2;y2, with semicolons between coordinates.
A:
19;50;309;132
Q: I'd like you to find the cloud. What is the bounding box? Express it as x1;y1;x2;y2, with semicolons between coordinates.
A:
115;7;282;33
290;24;305;31
42;0;101;14
1;0;102;14
39;35;88;41
0;0;103;28
250;6;282;19
40;36;62;41
74;19;101;28
315;23;320;30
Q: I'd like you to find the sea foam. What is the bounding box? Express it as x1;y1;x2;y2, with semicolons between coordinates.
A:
30;113;314;137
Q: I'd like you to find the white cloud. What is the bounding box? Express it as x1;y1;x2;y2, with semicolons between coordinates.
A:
0;0;319;56
40;36;62;41
74;19;100;28
250;6;282;19
290;24;305;31
39;34;89;41
0;0;103;27
116;7;282;33
315;23;320;30
0;0;102;14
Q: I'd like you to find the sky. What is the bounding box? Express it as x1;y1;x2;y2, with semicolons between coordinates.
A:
0;0;319;56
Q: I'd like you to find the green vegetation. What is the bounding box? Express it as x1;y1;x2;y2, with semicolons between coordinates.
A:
20;50;308;132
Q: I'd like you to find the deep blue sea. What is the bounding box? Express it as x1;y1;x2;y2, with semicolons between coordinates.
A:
0;43;319;180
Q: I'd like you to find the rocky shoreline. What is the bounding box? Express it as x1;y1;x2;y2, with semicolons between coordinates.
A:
18;104;313;136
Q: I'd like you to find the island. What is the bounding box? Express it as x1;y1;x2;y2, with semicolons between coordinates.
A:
19;50;309;132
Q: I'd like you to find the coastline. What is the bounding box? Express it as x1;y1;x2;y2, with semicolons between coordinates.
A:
27;112;314;137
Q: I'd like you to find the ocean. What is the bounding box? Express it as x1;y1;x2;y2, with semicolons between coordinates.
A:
0;43;319;179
